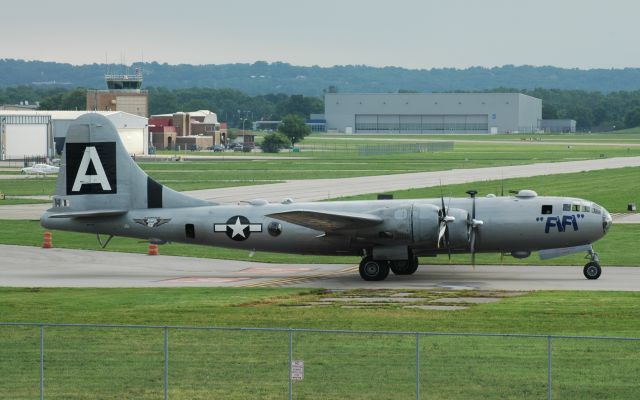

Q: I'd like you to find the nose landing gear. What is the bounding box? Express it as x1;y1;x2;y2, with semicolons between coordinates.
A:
583;248;601;280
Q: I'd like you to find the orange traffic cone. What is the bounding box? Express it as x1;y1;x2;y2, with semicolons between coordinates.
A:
148;244;159;255
42;232;52;249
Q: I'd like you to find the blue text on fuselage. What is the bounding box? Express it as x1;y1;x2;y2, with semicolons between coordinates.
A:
545;215;579;233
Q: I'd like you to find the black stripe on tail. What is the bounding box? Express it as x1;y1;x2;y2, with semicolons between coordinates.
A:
147;177;163;208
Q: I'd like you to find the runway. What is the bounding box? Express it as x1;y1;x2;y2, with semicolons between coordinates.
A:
1;245;638;291
2;155;640;219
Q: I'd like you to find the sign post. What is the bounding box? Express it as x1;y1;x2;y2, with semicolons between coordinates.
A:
291;360;304;381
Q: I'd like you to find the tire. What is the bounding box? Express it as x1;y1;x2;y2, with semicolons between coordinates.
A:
390;257;419;275
583;262;602;280
359;258;390;281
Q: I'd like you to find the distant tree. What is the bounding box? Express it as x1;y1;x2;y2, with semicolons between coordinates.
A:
275;95;323;119
278;114;311;145
624;107;640;128
148;87;178;114
323;85;338;94
261;132;291;153
542;103;558;119
563;105;594;131
39;88;86;110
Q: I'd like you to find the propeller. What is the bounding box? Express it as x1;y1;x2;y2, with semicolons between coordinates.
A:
466;190;483;267
437;190;455;260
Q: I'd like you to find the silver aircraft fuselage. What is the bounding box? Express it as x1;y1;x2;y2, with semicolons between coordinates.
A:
42;196;611;257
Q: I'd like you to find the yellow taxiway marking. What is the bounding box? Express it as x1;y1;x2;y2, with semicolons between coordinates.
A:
238;265;359;288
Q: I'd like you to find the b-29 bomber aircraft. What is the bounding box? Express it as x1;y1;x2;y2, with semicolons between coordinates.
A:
41;114;613;281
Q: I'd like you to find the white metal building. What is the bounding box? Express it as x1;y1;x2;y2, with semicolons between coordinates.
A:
0;114;52;160
0;111;148;160
324;93;542;134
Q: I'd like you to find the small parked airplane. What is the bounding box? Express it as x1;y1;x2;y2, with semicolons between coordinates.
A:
41;114;612;281
21;163;60;175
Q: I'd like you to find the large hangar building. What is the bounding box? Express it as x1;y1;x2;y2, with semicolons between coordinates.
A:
0;110;148;160
324;93;542;134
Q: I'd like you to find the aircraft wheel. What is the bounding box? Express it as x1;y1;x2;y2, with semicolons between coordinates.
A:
359;258;390;281
390;257;419;275
583;262;601;280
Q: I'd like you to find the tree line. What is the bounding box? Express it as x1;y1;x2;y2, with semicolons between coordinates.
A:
5;59;640;95
0;86;323;128
3;85;640;131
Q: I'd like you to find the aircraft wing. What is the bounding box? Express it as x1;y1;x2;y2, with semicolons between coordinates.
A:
266;210;383;232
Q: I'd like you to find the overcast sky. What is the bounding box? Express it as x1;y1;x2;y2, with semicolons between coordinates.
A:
2;0;638;69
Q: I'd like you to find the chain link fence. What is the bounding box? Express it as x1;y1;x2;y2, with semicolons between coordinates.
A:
1;323;638;399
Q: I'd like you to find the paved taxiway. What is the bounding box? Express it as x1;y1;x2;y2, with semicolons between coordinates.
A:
1;245;638;291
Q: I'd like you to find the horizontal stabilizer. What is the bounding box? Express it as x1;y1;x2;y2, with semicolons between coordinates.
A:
266;210;383;232
47;209;128;219
539;244;592;260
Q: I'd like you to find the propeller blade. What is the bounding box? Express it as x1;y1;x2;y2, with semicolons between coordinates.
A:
470;231;476;269
464;190;480;269
470;230;475;254
437;223;447;248
438;188;453;255
472;197;476;220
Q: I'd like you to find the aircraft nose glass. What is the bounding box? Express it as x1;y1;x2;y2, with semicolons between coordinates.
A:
602;209;612;233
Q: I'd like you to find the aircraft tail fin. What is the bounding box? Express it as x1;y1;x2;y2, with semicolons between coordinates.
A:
48;113;210;215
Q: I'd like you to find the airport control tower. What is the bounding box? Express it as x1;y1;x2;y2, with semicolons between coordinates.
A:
86;68;149;117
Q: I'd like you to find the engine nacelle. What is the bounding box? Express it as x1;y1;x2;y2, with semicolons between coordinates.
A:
411;205;470;250
411;204;440;245
445;208;471;250
367;204;471;251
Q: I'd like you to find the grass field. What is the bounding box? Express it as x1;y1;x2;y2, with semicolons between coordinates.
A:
0;198;50;205
308;130;640;143
1;288;639;399
2;137;640;196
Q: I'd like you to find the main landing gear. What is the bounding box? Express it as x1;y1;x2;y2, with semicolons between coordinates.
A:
358;256;419;281
583;249;602;280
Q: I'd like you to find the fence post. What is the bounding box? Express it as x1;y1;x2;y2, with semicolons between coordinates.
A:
416;333;420;400
39;324;44;400
164;327;169;400
288;329;293;400
547;336;552;400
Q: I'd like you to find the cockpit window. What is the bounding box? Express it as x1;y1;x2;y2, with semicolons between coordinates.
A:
563;204;571;211
541;205;553;214
592;205;602;214
582;205;590;212
571;204;580;212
